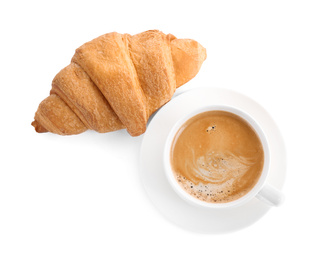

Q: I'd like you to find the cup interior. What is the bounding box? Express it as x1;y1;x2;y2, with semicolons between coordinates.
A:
163;105;270;209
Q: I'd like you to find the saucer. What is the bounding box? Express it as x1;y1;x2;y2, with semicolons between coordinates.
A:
139;87;286;234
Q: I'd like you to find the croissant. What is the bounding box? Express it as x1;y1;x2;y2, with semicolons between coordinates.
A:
31;30;206;136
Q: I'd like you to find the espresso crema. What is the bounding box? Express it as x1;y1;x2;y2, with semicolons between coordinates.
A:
170;111;264;203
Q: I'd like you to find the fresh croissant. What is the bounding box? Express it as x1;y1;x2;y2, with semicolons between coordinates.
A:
32;30;206;136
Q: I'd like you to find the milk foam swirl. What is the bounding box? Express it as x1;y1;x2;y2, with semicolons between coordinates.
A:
188;150;256;185
175;150;259;203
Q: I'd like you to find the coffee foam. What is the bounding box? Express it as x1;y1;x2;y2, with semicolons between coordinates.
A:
176;174;248;203
175;151;256;203
190;150;255;184
170;111;264;204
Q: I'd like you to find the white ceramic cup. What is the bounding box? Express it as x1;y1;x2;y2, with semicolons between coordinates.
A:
163;105;285;209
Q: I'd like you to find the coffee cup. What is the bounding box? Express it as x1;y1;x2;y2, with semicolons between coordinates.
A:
163;105;284;209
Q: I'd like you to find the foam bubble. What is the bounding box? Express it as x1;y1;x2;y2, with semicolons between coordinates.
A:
176;175;248;203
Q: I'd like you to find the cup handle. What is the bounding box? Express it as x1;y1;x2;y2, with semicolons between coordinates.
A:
256;183;285;207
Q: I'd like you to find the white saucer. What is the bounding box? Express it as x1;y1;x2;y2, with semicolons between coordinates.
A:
139;87;286;234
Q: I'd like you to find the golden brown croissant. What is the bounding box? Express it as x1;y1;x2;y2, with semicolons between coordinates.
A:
31;30;206;136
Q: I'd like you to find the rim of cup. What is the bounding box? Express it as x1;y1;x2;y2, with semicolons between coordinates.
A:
163;105;271;209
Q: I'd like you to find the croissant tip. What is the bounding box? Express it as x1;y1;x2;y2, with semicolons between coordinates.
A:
31;120;48;133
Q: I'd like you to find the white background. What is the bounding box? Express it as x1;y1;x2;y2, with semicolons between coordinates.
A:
1;0;320;259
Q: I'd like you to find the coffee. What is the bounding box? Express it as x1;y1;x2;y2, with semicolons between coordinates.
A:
170;110;264;203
